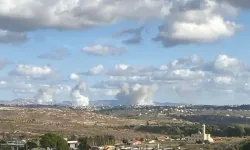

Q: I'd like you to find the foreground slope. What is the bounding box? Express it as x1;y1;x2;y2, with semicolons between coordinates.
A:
0;106;159;139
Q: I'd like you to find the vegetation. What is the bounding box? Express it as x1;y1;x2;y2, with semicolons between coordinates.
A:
240;141;250;150
26;141;38;149
40;133;68;150
135;124;250;138
78;135;115;150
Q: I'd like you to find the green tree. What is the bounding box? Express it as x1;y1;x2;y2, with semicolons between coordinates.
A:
240;141;250;150
174;127;181;135
235;125;245;137
40;133;68;150
78;137;91;150
68;135;78;141
26;141;38;149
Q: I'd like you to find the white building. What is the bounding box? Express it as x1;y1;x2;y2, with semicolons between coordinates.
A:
67;140;79;150
187;124;214;143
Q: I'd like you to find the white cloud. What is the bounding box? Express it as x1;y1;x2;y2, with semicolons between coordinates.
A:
213;76;234;85
0;0;170;32
160;65;168;71
69;73;80;81
154;69;205;81
86;64;105;75
82;45;125;56
169;54;204;69
108;64;137;76
90;53;250;104
0;0;245;47
204;54;244;74
154;0;241;47
9;64;56;79
107;64;158;77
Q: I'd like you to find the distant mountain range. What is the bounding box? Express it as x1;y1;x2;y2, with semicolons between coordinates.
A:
0;98;36;105
0;99;183;107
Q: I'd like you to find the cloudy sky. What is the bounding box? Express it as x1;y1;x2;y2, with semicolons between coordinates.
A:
0;0;250;105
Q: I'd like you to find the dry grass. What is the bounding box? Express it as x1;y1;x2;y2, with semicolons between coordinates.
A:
0;106;161;139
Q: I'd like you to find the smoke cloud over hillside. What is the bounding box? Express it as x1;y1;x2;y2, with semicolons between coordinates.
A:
34;87;54;105
71;81;89;106
116;83;157;105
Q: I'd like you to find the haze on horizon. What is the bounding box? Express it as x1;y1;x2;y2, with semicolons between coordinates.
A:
0;0;250;106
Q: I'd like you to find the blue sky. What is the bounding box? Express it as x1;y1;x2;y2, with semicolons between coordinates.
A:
0;0;250;106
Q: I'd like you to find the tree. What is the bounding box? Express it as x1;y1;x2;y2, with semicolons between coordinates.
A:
174;127;181;135
139;138;144;142
122;139;129;145
26;141;38;149
40;133;68;150
68;135;78;141
240;141;250;150
235;125;245;137
78;137;91;150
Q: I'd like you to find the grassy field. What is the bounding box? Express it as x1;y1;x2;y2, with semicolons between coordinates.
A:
0;106;162;139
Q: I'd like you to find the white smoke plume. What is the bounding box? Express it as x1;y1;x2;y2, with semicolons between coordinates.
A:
116;83;157;105
34;87;54;105
71;81;89;107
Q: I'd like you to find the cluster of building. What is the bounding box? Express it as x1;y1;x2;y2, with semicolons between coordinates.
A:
66;124;214;150
0;124;214;150
0;139;26;150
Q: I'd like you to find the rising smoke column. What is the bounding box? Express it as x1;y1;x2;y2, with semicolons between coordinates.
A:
116;83;157;105
34;87;54;105
71;81;89;106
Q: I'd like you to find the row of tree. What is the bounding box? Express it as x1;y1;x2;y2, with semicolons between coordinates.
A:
136;124;250;138
1;133;116;150
78;135;115;150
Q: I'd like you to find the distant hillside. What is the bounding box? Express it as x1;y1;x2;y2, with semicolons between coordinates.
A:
90;100;183;107
0;106;156;139
89;100;121;106
0;99;35;105
154;101;184;106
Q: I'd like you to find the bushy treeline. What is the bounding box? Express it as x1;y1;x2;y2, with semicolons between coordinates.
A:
136;125;200;137
136;124;250;138
178;115;250;125
78;135;115;150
